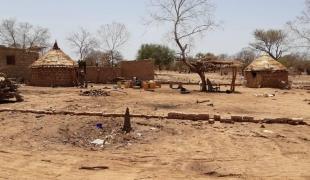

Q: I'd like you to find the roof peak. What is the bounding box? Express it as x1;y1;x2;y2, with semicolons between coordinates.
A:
53;41;60;50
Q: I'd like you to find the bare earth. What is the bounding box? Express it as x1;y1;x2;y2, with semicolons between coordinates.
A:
0;72;310;179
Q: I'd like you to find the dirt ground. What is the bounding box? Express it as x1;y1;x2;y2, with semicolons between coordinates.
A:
0;72;310;179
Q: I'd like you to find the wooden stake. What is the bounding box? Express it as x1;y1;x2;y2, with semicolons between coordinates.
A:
122;108;132;133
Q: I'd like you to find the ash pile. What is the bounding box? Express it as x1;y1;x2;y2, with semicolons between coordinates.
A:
0;73;23;102
80;89;110;97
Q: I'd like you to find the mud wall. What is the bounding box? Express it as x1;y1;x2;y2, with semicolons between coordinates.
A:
31;68;77;87
0;47;39;81
86;60;154;83
245;71;288;88
86;67;121;83
120;60;154;80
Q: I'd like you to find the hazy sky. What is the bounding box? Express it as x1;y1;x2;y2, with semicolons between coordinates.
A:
0;0;306;59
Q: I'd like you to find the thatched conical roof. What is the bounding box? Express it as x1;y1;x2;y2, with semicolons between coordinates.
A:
31;42;77;68
245;54;287;72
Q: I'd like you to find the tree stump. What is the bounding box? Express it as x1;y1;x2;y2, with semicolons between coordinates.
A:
122;108;132;133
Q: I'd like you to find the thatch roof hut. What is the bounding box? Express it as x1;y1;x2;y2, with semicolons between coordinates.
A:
244;54;288;88
30;42;78;87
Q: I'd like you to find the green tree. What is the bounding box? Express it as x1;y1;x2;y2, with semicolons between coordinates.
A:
137;44;175;70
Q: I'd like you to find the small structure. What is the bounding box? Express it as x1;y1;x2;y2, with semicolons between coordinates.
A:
30;42;78;87
199;59;241;92
0;46;39;81
244;54;288;88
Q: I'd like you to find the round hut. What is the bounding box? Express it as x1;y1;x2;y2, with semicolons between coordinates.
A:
244;54;288;88
30;42;78;87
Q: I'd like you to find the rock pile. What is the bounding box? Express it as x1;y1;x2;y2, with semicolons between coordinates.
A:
0;73;23;102
80;89;110;97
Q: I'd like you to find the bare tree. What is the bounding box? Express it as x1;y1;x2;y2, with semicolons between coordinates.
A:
250;29;287;60
98;22;129;66
235;48;257;72
288;0;310;50
0;18;50;49
0;18;18;47
67;27;98;61
236;48;256;66
148;0;216;91
27;25;50;49
85;50;110;67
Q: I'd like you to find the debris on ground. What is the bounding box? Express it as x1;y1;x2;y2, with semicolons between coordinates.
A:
180;87;191;94
79;166;109;171
196;100;210;104
91;139;105;146
207;103;214;107
263;130;274;134
254;93;275;97
80;89;110;97
0;73;23;102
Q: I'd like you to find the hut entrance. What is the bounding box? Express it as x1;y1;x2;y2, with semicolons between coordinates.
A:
251;71;257;78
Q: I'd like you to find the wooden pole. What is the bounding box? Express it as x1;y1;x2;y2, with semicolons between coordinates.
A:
231;67;237;92
122;108;132;133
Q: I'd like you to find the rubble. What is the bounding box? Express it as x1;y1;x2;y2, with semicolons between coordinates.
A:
80;89;110;97
0;73;23;102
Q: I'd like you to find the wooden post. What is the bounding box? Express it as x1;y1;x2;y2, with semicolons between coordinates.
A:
230;67;237;92
122;108;132;133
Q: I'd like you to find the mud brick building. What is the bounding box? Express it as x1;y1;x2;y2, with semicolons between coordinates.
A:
30;42;78;87
244;54;289;89
0;46;39;82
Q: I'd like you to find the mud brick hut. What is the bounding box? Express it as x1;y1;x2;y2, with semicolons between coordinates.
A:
244;54;288;88
30;42;78;87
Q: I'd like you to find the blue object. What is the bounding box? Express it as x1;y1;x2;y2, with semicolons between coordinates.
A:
96;123;103;129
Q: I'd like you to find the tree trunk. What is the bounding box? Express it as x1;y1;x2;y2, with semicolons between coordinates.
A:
198;72;207;92
230;67;237;92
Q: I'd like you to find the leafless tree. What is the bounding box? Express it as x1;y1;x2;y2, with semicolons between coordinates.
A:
67;27;98;61
0;18;18;47
235;48;257;71
18;22;32;49
148;0;216;91
288;0;310;50
0;18;50;49
250;29;287;60
27;25;50;49
98;22;129;66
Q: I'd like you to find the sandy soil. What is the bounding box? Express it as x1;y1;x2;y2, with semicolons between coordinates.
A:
1;84;310;120
0;112;309;179
0;73;310;179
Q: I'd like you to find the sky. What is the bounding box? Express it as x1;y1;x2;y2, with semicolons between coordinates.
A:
0;0;306;60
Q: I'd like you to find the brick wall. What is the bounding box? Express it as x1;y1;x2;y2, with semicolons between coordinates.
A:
86;60;155;83
120;60;154;80
245;71;288;88
31;68;77;87
0;47;39;81
86;67;121;83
